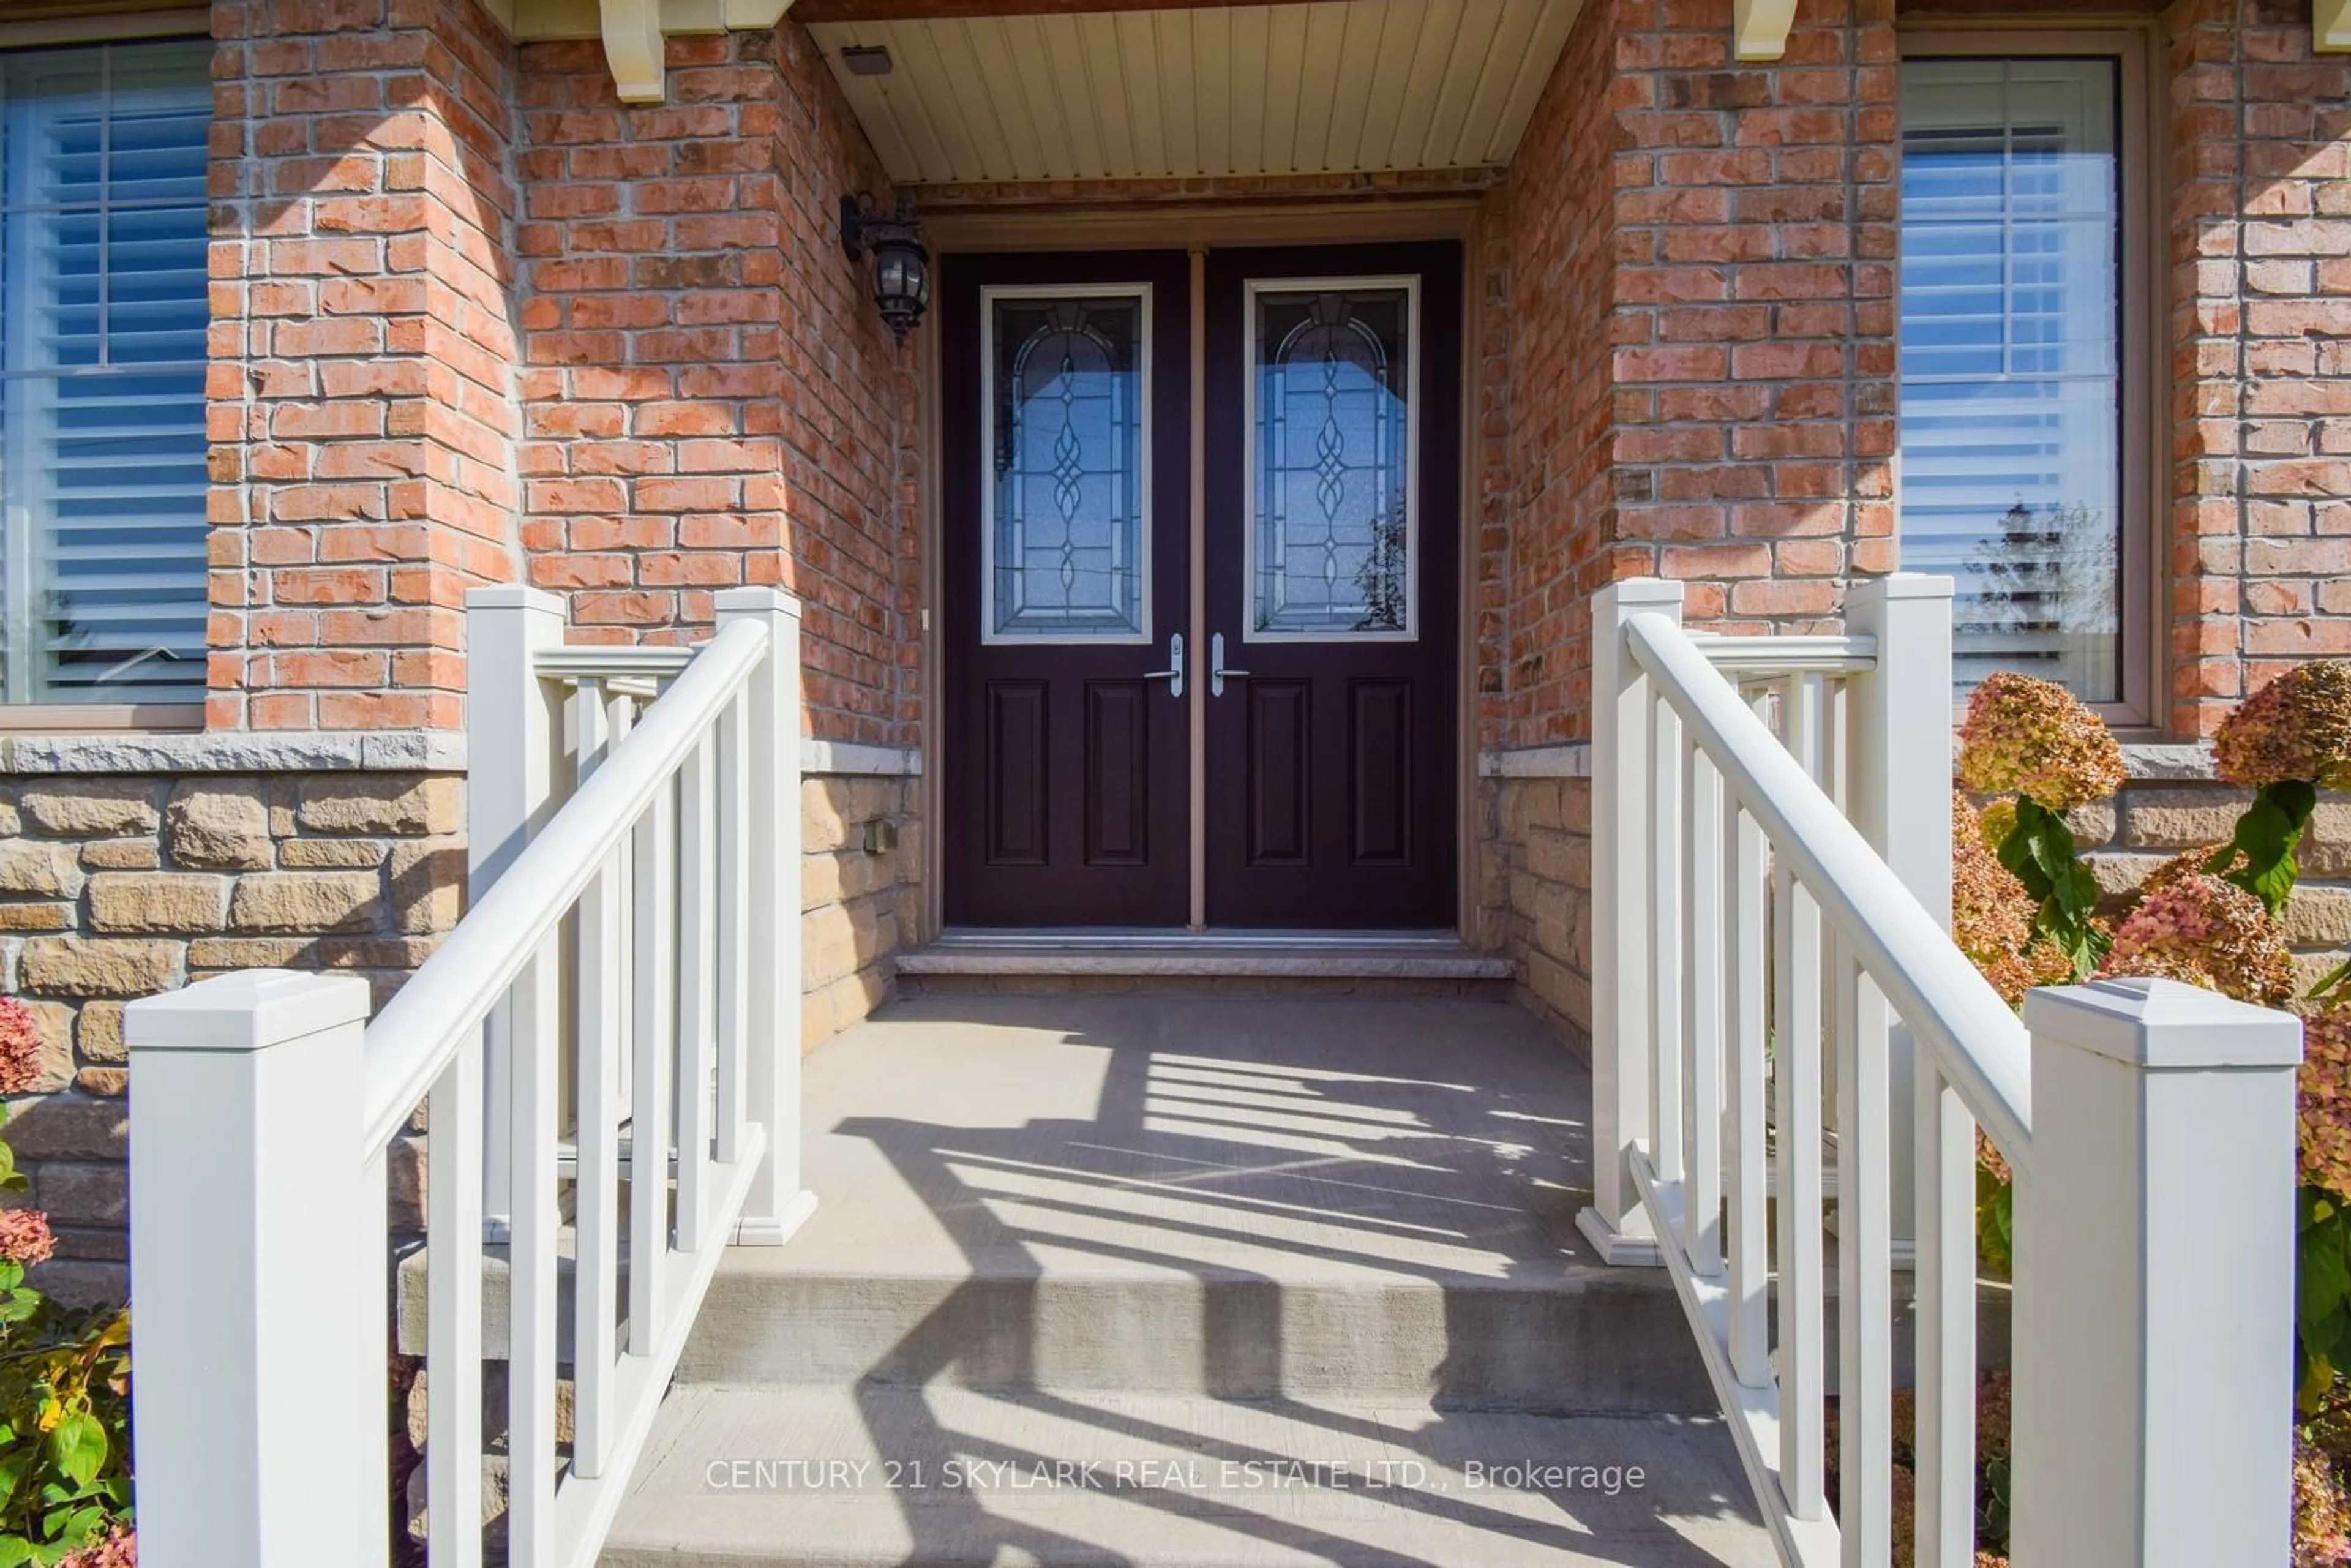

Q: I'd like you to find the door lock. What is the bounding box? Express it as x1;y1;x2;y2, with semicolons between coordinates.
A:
1210;632;1251;697
1142;631;1185;698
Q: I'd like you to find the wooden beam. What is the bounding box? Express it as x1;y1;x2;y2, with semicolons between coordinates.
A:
794;0;1269;21
1733;0;1796;61
2320;0;2350;53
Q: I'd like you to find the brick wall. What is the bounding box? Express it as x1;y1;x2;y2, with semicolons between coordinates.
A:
513;26;919;749
1484;0;1899;1033
206;0;523;732
2168;0;2351;736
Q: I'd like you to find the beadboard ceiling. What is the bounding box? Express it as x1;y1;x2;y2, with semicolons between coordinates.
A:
806;0;1582;185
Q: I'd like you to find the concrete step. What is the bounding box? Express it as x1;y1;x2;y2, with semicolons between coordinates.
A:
895;931;1512;999
669;994;1711;1413
598;1384;1779;1567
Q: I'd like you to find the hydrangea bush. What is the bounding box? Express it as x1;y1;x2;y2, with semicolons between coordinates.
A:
1957;672;2124;977
0;996;133;1566
2211;661;2351;922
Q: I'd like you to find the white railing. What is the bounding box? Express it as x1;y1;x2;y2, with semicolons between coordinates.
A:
1583;576;2301;1566
125;585;813;1568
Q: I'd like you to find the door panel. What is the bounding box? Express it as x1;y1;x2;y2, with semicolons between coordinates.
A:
943;252;1193;926
1204;243;1461;928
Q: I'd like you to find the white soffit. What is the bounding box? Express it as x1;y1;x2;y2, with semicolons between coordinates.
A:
807;0;1583;186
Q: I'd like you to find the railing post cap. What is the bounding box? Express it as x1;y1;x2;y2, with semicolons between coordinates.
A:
2023;977;2304;1070
466;585;564;615
713;586;803;620
125;970;372;1054
1847;572;1955;602
1597;577;1686;609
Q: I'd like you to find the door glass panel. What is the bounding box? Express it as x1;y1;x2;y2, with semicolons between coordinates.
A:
984;288;1149;643
1247;281;1416;641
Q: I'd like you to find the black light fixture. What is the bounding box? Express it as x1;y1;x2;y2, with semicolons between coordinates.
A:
840;192;930;346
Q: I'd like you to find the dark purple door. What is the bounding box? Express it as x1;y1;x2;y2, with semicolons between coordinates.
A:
941;250;1193;926
1202;244;1461;929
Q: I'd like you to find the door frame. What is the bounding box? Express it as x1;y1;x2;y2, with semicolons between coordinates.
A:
915;197;1488;942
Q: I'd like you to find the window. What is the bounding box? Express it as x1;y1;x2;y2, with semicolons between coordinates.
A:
0;39;210;710
982;286;1151;644
1897;35;2151;715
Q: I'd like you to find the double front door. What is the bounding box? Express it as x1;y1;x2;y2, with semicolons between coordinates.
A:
941;243;1461;930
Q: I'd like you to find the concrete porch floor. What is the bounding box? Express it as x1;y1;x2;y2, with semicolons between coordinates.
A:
605;994;1776;1566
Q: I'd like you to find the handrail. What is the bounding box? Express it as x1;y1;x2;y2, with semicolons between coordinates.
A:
1625;611;2034;1165
359;617;769;1149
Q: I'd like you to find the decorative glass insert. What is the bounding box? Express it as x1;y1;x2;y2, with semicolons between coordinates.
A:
1248;283;1415;641
1898;56;2124;702
984;290;1148;642
0;40;212;706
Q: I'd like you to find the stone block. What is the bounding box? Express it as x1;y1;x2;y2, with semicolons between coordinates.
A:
18;938;180;999
2119;783;2253;850
1;1095;127;1161
0;798;17;836
80;839;159;871
2285;885;2351;949
75;1003;124;1065
187;937;312;968
2062;801;2116;850
18;781;156;838
801;779;853;853
36;1163;126;1227
163;780;274;870
2302;801;2351;878
0;904;72;933
74;1069;125;1098
10;1002;73;1093
296;775;461;836
229;872;381;934
0;842;78;898
87;872;231;934
387;840;465;934
278;838;389;869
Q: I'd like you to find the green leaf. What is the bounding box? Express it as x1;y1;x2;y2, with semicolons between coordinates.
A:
2215;781;2319;917
45;1417;100;1491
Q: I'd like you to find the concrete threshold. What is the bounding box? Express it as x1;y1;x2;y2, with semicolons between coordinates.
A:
899;929;1511;980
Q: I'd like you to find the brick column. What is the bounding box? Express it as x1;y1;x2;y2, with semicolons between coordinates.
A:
207;0;522;733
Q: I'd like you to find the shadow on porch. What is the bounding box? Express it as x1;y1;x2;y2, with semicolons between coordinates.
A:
603;992;1777;1566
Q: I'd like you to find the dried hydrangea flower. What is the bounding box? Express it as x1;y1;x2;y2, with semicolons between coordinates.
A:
2295;1429;2351;1568
1952;796;2077;1007
2216;661;2351;790
57;1523;135;1568
0;997;44;1098
1957;672;2126;810
2302;1008;2351;1201
2100;872;2295;1009
1975;798;2016;852
0;1208;54;1267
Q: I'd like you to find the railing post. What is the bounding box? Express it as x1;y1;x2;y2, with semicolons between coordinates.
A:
467;585;563;1239
1845;571;1952;1260
2011;977;2300;1566
1578;577;1684;1266
127;971;384;1568
716;586;817;1245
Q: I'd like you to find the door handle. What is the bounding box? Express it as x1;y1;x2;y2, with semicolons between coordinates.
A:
1143;632;1185;698
1210;632;1250;697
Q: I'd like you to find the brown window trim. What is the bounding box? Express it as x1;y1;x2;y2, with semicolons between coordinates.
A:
1895;20;2168;740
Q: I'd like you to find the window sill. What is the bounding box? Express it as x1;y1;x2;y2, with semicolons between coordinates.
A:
0;704;204;734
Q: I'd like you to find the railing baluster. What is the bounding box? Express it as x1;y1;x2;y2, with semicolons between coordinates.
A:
572;683;621;1480
508;937;561;1568
1725;793;1769;1387
715;691;750;1163
629;773;677;1352
677;732;718;1251
1652;695;1684;1185
1835;941;1892;1566
1913;1061;1978;1568
1684;735;1723;1274
426;1034;484;1568
1774;857;1827;1520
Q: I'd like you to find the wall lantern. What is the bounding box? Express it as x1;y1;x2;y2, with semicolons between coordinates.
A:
839;192;930;346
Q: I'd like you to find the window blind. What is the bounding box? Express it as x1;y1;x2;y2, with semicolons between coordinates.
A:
0;39;211;707
1897;56;2124;703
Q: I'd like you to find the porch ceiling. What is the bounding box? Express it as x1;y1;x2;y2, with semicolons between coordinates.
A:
806;0;1583;186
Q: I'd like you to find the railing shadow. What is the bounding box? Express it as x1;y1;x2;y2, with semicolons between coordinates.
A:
817;993;1766;1566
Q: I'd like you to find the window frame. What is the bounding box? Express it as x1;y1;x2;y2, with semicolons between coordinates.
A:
0;15;210;733
1895;20;2165;736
